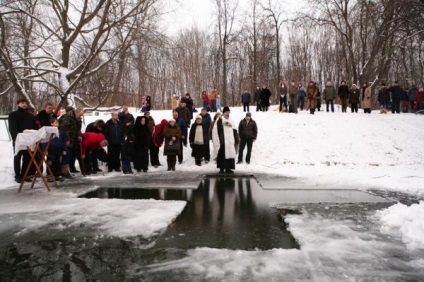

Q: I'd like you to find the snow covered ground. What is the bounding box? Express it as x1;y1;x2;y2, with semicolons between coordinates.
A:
0;105;423;280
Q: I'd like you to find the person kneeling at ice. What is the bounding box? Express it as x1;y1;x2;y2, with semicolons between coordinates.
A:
189;115;206;166
212;106;238;174
43;117;66;182
80;132;108;175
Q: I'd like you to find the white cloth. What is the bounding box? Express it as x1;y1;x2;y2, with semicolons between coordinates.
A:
15;126;59;154
212;116;236;161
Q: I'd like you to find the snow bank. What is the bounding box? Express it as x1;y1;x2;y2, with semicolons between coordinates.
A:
377;201;424;250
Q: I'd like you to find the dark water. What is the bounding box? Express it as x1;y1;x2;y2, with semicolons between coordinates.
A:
0;177;394;281
82;177;300;251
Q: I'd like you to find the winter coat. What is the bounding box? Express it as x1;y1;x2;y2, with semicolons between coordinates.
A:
408;86;418;102
152;119;168;147
338;85;350;99
59;110;82;146
260;88;272;107
121;139;135;159
323;86;337;100
48;129;66;153
146;116;155;136
241;92;252;103
175;106;192;128
163;122;182;155
238;118;258;140
133;118;151;150
415;91;424;111
306;85;318;109
361;86;372;109
35;110;57;128
104;119;125;145
189;122;206;159
254;89;261;103
201;93;211;105
289;84;297;98
210;90;218;100
201;113;212;139
171;96;179;109
212;116;237;161
377;88;391;105
181;96;194;111
349;89;361;104
118;112;134;126
8;107;37;142
297;86;306;98
388;85;403;102
280;86;288;100
81;132;105;155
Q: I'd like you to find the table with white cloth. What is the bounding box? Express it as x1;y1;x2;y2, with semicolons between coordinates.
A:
15;126;60;192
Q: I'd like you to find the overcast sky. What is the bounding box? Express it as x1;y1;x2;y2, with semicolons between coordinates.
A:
160;0;305;36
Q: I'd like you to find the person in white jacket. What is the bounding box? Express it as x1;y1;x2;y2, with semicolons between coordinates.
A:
212;106;239;174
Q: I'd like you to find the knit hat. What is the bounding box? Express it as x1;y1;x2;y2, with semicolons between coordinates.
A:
168;118;175;123
196;115;202;120
223;106;230;113
246;112;251;117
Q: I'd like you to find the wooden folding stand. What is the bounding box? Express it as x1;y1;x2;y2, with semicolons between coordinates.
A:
16;128;60;192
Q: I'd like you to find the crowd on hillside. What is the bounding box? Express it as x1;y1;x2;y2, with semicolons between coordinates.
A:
8;100;258;184
177;81;424;115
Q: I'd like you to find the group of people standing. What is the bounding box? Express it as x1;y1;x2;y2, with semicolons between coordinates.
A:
8;100;260;183
276;80;424;114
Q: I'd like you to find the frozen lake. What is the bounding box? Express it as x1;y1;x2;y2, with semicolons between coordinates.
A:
0;174;423;281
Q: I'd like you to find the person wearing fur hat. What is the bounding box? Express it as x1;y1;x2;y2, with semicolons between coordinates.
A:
189;115;207;166
212;106;239;173
237;112;258;164
306;81;318;114
349;84;361;113
163;118;182;171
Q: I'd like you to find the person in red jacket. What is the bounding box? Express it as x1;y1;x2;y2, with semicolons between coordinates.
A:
80;132;108;175
150;119;168;167
414;88;424;112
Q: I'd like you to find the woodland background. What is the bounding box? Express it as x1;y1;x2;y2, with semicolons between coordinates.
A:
1;0;423;113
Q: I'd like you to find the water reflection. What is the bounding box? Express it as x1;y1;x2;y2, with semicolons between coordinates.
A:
82;177;299;250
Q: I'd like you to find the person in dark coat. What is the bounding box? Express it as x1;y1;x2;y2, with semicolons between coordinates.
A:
173;111;188;164
408;85;418;112
288;80;298;113
189;115;207;166
297;84;306;111
133;116;151;172
59;108;83;175
306;81;318;114
181;93;194;119
104;111;125;172
315;82;322;111
144;111;156;166
260;86;272;111
151;119;168;167
338;81;350;113
44;117;66;181
241;90;252;112
279;82;288;112
175;101;191;129
35;102;57;128
163;119;182;171
237;112;258;164
349;84;361;113
200;108;212;163
118;106;135;135
121;134;135;174
388;81;404;114
254;86;262;112
377;83;391;110
8;98;38;183
85;119;106;172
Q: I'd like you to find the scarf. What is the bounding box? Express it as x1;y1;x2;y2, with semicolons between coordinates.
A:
194;125;204;145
